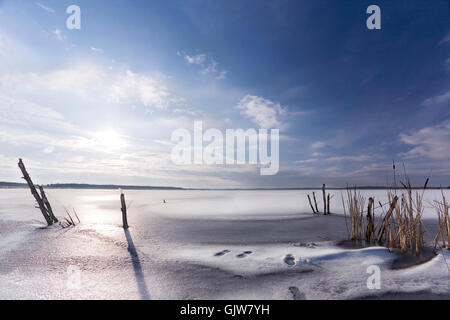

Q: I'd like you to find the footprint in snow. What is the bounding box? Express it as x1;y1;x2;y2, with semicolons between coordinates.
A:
293;242;317;248
284;254;296;266
289;286;306;300
236;251;252;258
214;249;230;257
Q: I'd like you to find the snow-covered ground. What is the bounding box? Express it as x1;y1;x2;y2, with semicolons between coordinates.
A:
0;188;449;299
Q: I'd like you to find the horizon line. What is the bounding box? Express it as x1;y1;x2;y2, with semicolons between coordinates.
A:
0;181;449;191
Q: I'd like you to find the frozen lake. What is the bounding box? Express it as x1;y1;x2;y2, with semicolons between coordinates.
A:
0;188;449;299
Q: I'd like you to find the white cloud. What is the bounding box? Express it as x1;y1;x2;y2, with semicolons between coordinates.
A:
0;65;180;110
422;90;450;106
0;93;110;154
216;70;228;80
324;155;370;162
312;152;325;157
295;159;317;164
236;95;288;129
91;47;104;53
181;52;227;80
400;120;450;160
0;93;75;134
0;65;105;98
109;70;181;109
0;64;191;169
200;59;217;75
311;141;327;149
35;2;55;13
153;139;175;146
53;29;66;41
295;155;370;164
185;53;207;65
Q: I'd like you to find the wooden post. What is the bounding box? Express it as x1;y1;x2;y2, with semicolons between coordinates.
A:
366;197;374;242
73;209;81;224
120;191;129;229
376;196;398;244
322;184;327;215
307;195;316;214
327;193;330;214
18;159;53;226
38;185;58;223
312;192;319;213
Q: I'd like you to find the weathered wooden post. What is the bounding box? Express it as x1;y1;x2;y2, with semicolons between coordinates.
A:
322;184;327;215
307;195;316;214
376;196;398;244
120;190;129;229
18;159;53;226
312;192;319;213
327;193;331;215
366;197;374;242
38;185;58;223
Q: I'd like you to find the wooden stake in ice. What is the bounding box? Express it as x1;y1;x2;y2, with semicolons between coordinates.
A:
18;158;54;226
309;185;331;215
312;192;319;213
38;185;58;223
322;184;327;215
366;197;374;243
307;194;316;214
376;196;398;244
120;189;129;229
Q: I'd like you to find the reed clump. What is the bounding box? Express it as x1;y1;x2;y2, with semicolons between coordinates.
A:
342;187;366;241
433;192;450;250
342;181;426;256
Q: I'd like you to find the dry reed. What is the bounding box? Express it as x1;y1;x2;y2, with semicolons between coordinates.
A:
342;180;426;256
433;191;450;250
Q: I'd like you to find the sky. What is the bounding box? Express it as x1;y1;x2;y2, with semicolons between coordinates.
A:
0;0;449;188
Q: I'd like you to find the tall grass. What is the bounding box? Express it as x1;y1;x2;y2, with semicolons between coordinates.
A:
343;187;365;241
342;181;425;256
433;192;450;250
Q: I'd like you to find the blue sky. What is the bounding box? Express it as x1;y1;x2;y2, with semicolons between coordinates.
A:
0;0;449;188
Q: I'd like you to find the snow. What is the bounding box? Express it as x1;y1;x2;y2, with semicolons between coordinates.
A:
0;188;449;299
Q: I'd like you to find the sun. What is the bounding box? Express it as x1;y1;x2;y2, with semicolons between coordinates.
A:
94;130;125;151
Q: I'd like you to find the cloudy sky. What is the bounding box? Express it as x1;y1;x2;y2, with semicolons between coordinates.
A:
0;0;449;188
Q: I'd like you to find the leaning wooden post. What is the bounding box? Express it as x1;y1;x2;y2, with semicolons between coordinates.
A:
322;184;327;215
312;192;319;213
38;185;58;223
18;159;53;226
307;195;316;214
120;190;129;229
376;196;398;244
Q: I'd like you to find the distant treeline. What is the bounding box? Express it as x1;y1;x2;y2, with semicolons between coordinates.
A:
0;182;183;190
195;186;450;190
0;181;448;190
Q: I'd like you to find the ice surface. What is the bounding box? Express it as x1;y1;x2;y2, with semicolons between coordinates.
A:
0;188;449;299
